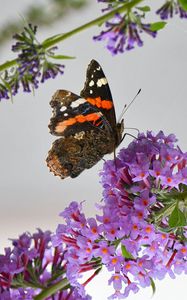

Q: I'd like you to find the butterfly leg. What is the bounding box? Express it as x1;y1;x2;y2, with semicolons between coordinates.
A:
120;132;137;144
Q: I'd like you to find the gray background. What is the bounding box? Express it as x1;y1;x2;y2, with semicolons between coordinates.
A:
0;1;186;299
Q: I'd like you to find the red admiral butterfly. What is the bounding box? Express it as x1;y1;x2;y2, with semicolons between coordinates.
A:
46;60;124;179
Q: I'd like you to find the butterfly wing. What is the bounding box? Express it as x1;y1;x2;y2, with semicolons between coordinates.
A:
48;89;105;137
80;59;117;131
46;128;115;179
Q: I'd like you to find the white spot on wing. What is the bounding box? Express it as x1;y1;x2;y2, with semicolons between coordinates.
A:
64;113;68;117
97;77;108;87
89;80;95;87
60;106;66;112
90;90;93;94
70;98;86;108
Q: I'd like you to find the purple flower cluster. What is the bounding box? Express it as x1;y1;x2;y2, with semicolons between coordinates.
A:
54;131;187;299
0;131;186;299
95;0;187;55
0;229;90;299
94;13;157;55
0;24;64;101
156;0;187;19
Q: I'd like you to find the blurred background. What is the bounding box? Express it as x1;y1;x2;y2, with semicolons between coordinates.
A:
0;0;186;299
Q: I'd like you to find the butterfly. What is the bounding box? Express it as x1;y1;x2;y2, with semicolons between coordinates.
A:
46;59;124;179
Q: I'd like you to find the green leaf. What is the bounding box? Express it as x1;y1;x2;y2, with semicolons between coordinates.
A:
121;245;135;259
150;277;156;295
49;54;75;60
150;22;166;31
179;0;187;11
137;6;150;12
169;204;186;228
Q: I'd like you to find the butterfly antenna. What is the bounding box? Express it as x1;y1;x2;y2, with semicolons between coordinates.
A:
118;88;141;122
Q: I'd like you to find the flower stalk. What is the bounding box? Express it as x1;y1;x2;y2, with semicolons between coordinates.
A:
0;0;143;74
42;0;144;49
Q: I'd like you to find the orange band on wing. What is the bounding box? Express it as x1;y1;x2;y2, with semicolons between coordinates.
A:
101;100;113;109
86;97;113;110
55;112;102;133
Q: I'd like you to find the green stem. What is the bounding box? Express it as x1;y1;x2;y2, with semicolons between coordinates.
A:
0;0;143;72
33;278;69;300
0;59;17;72
42;0;144;49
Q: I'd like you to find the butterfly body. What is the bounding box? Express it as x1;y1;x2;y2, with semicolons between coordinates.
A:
46;60;124;179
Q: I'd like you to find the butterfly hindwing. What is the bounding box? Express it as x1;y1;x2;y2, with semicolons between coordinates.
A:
46;128;116;179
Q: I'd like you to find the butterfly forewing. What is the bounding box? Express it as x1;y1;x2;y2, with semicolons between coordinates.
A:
80;60;117;131
49;90;105;137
